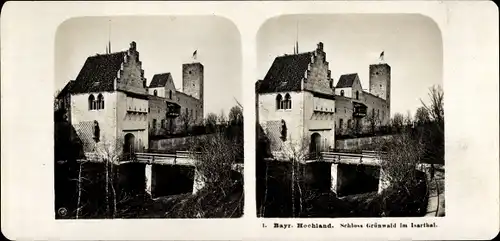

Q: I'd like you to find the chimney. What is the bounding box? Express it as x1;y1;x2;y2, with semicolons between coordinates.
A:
317;42;324;51
129;41;137;51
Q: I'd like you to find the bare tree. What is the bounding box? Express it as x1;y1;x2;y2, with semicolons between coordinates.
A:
377;133;424;187
97;136;125;218
391;113;404;132
421;85;444;124
217;110;228;132
204;112;218;133
273;133;311;217
419;85;445;164
185;125;244;218
179;110;194;134
372;132;426;216
366;109;382;134
404;111;413;129
75;160;87;219
192;133;240;190
228;105;243;125
414;107;430;125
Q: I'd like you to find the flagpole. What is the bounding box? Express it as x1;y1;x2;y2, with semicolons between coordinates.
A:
108;19;111;54
296;20;299;54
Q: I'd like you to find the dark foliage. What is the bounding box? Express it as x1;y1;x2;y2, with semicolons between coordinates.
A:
56;162;148;219
54;108;85;163
164;181;243;218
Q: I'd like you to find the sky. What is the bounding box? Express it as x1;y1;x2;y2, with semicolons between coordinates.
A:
257;14;443;117
55;16;242;116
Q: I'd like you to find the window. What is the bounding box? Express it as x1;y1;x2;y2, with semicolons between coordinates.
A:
97;94;104;110
93;120;100;143
153;90;157;96
161;119;165;128
276;93;292;110
88;94;95;110
347;119;352;129
169;90;172;99
152;119;157;129
356;91;359;100
340;90;344;97
89;94;104;110
284;93;292;109
186;108;189;115
280;120;287;141
276;94;283;110
339;119;344;129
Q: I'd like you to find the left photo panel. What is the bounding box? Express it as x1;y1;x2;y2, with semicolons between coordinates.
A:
54;16;243;219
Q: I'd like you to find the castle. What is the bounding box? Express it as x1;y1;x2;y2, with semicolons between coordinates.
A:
256;42;390;157
56;41;204;155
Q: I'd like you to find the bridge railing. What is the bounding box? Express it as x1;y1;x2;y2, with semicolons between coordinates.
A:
128;151;244;172
84;151;243;170
303;151;381;166
132;151;201;165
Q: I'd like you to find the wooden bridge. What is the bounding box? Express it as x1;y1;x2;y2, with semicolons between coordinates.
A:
84;151;243;173
305;151;385;166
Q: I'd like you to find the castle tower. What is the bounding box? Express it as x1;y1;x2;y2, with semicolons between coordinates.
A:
369;63;391;112
182;62;204;119
182;62;204;101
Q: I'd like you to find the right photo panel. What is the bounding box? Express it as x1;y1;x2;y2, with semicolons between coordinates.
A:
255;14;444;218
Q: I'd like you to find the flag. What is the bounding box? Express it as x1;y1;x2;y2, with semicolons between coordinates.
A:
379;51;385;62
192;50;197;60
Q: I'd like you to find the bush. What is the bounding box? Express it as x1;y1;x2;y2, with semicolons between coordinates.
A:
164;181;243;218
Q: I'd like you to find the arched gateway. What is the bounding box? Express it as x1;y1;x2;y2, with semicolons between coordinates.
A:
124;133;136;155
309;133;322;157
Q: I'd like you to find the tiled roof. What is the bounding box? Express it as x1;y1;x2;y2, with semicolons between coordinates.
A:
336;73;358;88
57;80;75;99
69;52;126;94
255;79;263;93
257;52;313;93
149;73;171;88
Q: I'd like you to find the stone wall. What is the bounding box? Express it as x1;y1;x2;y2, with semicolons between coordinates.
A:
116;42;148;95
362;91;390;127
148;96;171;135
369;63;391;105
176;91;203;126
335;135;395;150
334;96;354;133
182;63;204;101
71;92;118;151
303;42;334;96
258;91;305;154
